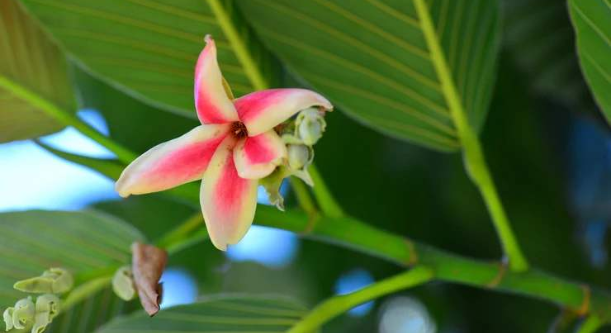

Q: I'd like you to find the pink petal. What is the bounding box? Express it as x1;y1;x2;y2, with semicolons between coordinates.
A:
235;88;333;136
194;35;238;124
201;136;259;251
234;130;287;179
116;124;229;197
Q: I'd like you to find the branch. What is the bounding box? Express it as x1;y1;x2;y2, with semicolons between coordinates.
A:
253;207;611;321
288;266;434;333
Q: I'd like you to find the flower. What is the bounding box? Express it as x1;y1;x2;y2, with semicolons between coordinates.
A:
116;35;332;250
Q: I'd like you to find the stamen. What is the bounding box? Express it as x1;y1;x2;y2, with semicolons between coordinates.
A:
231;122;248;139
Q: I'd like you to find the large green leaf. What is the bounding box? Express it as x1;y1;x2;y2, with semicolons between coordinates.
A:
97;295;307;333
0;0;75;142
504;0;597;113
19;0;279;118
568;0;611;121
237;0;500;151
0;210;144;308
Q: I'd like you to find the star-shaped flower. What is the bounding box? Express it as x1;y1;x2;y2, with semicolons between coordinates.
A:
116;36;332;250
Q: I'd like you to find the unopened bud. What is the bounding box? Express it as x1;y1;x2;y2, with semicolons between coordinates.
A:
112;266;136;301
36;294;60;320
12;297;35;330
31;312;51;333
287;145;310;170
296;108;326;145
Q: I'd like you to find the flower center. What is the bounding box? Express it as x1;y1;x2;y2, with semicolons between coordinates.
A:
231;121;248;139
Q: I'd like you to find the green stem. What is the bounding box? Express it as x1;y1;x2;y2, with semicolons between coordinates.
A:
577;315;604;333
0;76;137;165
288;266;433;333
413;0;528;272
62;276;113;311
289;177;318;215
308;164;344;217
156;213;207;254
206;0;268;91
291;266;432;332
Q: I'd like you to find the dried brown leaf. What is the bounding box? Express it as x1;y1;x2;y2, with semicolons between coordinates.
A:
131;242;167;316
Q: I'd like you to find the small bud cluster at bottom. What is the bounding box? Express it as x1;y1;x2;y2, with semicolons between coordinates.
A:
3;268;69;333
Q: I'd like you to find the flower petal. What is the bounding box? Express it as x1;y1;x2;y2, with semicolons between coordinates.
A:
194;35;238;124
234;130;287;179
201;136;259;251
116;124;229;197
235;88;333;136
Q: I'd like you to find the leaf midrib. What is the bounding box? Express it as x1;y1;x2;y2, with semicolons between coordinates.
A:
206;0;269;91
413;0;472;142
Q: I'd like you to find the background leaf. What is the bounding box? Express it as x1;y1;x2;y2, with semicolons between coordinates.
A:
568;0;611;121
96;295;307;333
0;210;144;308
19;0;279;118
237;0;500;151
0;0;75;142
503;0;598;115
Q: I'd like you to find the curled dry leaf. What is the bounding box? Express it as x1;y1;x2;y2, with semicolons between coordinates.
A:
131;242;167;316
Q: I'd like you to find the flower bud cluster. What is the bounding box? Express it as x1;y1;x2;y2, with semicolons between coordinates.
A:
3;268;71;333
262;107;328;209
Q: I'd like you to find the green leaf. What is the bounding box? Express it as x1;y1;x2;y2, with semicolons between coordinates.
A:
19;0;278;118
96;295;307;333
504;0;597;113
0;0;75;142
0;210;144;309
568;0;611;121
237;0;501;151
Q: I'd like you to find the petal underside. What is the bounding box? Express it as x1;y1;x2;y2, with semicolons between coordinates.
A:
200;136;259;251
115;124;229;197
235;88;333;136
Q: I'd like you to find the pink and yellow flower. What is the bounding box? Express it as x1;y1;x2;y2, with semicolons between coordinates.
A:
115;36;332;250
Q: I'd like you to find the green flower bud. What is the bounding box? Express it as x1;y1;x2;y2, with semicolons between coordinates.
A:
112;266;136;301
287;145;310;170
285;144;314;186
31;312;51;333
44;268;73;294
35;294;60;321
296;108;326;145
3;307;14;331
14;268;73;294
12;297;35;330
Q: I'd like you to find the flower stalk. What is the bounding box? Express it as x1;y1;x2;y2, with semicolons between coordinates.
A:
288;266;434;333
